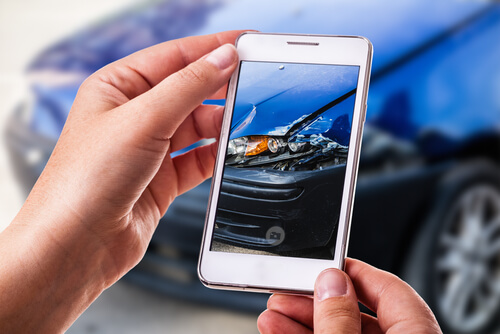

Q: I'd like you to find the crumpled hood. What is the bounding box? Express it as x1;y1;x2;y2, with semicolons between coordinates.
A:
230;62;358;141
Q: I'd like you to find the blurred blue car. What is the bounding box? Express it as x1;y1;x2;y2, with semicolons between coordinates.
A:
5;1;500;333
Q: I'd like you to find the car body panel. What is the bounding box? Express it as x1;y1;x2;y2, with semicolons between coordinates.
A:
230;62;358;142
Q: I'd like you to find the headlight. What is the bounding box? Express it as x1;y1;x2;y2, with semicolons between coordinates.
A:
246;136;270;156
267;137;287;154
227;135;280;163
288;141;307;153
227;137;248;156
227;135;287;158
226;133;346;169
226;134;306;166
267;137;279;153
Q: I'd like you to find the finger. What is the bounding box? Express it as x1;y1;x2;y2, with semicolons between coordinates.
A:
361;313;383;334
267;294;313;329
116;30;243;87
80;30;244;109
145;141;217;215
170;104;224;153
314;268;361;334
173;141;217;195
124;43;238;143
345;258;442;333
208;82;229;100
257;310;312;334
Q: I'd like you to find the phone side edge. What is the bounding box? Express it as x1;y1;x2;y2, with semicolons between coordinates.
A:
339;37;373;271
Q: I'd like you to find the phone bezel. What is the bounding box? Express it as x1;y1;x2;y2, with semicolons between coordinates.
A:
198;32;372;294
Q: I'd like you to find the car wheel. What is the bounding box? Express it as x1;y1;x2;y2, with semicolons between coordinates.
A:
403;160;500;334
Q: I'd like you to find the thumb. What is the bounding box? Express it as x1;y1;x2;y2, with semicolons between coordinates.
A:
125;43;238;140
314;268;361;334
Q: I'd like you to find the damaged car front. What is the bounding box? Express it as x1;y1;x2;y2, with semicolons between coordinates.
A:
212;62;358;258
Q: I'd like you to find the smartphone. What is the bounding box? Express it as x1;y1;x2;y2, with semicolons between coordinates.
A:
198;32;372;294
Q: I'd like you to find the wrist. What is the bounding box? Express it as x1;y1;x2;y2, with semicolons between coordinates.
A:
0;199;117;332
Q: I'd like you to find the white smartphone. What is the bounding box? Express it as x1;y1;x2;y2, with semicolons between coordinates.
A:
198;32;372;294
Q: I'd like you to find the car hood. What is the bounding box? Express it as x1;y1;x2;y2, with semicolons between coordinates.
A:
229;62;358;142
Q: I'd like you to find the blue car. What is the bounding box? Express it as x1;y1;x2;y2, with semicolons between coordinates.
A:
5;1;500;333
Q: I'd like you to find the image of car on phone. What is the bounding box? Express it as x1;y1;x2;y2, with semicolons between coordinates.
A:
212;61;360;258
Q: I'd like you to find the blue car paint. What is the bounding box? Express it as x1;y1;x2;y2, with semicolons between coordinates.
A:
367;6;500;156
229;61;358;145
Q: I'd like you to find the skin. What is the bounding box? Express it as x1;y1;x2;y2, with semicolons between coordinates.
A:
0;29;441;334
0;30;242;333
258;258;443;334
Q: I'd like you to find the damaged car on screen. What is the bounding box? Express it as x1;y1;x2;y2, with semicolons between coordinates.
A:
213;65;357;256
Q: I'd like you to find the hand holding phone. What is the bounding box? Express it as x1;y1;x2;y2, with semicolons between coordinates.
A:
199;32;372;294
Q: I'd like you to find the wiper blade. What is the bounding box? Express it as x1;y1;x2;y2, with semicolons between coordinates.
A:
287;87;356;138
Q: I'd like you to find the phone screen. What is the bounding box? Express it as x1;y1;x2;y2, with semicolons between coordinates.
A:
210;60;360;260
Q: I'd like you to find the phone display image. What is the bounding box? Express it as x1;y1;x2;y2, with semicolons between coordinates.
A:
211;61;360;260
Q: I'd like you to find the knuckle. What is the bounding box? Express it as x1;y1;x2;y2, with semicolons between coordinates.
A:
257;310;284;334
194;147;210;179
317;306;361;333
266;295;275;309
324;307;360;321
176;63;210;85
78;74;96;92
390;317;442;334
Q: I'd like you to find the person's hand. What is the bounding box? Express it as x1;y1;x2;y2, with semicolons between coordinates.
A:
257;258;442;333
0;30;242;333
29;30;240;280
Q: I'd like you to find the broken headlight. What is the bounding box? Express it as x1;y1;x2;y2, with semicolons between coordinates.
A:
226;133;347;170
226;135;286;164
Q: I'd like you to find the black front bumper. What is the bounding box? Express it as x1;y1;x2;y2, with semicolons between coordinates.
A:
213;165;346;257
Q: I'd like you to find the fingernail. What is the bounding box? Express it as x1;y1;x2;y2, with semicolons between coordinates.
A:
316;269;348;301
204;44;237;70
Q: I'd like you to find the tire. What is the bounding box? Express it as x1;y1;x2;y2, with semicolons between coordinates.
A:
403;160;500;334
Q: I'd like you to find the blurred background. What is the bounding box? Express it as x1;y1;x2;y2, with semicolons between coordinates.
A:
1;0;500;333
